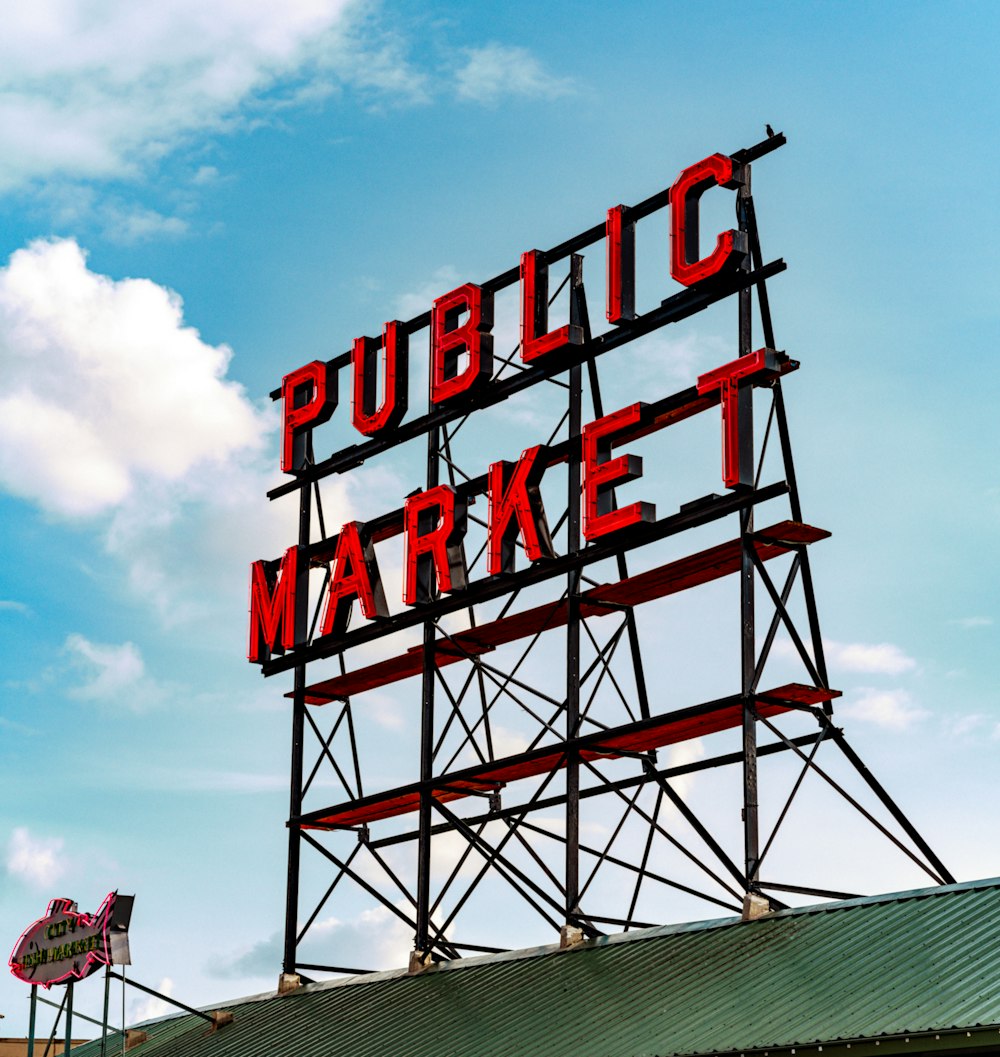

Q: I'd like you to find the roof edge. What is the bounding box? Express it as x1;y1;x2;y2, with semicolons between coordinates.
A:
671;1023;1000;1057
134;875;1000;1024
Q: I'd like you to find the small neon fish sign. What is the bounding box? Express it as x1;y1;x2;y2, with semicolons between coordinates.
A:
9;892;132;987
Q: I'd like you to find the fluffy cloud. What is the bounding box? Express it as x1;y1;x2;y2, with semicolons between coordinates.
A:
6;827;66;887
0;236;354;634
0;238;267;517
0;0;432;193
825;641;917;676
64;633;167;707
664;738;705;803
215;904;410;978
773;637;917;677
455;44;575;104
130;977;175;1024
838;688;929;731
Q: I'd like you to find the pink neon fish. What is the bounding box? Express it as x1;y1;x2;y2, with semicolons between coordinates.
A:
9;893;126;988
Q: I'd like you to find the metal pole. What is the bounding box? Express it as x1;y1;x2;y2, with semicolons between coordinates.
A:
565;256;585;928
283;392;315;975
100;966;111;1057
415;423;441;956
27;985;37;1057
63;982;73;1057
738;168;759;893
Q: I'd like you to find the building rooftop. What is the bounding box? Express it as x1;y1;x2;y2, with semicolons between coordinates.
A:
70;876;1000;1057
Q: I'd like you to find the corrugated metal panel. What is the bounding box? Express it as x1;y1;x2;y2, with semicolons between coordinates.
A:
68;877;1000;1057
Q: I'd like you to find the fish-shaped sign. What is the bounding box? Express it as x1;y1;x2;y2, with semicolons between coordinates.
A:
9;892;133;987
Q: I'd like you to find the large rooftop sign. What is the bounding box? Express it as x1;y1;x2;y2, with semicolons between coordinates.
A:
249;146;788;671
241;132;951;981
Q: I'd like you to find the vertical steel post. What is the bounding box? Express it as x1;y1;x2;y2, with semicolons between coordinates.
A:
283;391;314;975
738;168;760;892
565;256;584;926
63;982;73;1057
415;424;441;955
27;985;37;1057
100;968;111;1057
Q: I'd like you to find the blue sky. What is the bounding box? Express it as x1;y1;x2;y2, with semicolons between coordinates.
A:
2;0;998;1037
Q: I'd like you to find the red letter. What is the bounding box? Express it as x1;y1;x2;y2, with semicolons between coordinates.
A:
582;404;655;541
351;321;408;437
319;522;388;638
669;153;746;287
248;546;305;663
519;250;583;363
281;361;337;473
430;284;493;405
606;206;636;324
403;486;468;605
696;347;776;489
487;445;555;576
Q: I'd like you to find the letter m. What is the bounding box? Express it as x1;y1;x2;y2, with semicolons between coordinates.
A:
248;546;306;664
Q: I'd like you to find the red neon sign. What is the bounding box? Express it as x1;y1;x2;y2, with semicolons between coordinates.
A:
320;522;388;637
273;151;747;464
352;322;408;436
248;545;304;663
669;153;746;288
403;486;468;606
697;348;778;488
487;445;556;576
582;403;655;541
605;205;636;324
281;361;336;473
10;894;127;988
519;250;584;363
250;143;787;664
430;284;494;405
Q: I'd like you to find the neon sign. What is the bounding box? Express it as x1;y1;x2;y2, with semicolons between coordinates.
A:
248;146;787;669
9;893;133;988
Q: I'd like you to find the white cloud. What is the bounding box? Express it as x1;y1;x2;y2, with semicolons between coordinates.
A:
0;599;30;614
839;688;929;731
0;238;268;517
64;633;165;707
633;332;728;389
99;203;189;245
775;638;917;677
825;641;917;675
0;236;354;634
949;616;993;629
455;44;575;105
145;767;288;794
192;165;221;186
217;904;411;978
664;738;705;803
365;693;408;732
949;713;988;738
6;827;66;887
0;0;432;193
130;977;174;1023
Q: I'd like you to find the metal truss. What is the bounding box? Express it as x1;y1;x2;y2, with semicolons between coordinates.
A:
266;132;953;979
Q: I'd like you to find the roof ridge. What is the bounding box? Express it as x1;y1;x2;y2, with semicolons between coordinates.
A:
144;875;1000;1020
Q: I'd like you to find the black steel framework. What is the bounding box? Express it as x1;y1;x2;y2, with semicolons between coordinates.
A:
261;132;953;978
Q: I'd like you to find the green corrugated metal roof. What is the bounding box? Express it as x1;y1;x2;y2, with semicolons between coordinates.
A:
70;877;1000;1057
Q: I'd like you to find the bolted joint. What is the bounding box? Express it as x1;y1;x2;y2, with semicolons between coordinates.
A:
560;924;585;949
209;1011;234;1032
277;972;302;995
741;892;772;921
